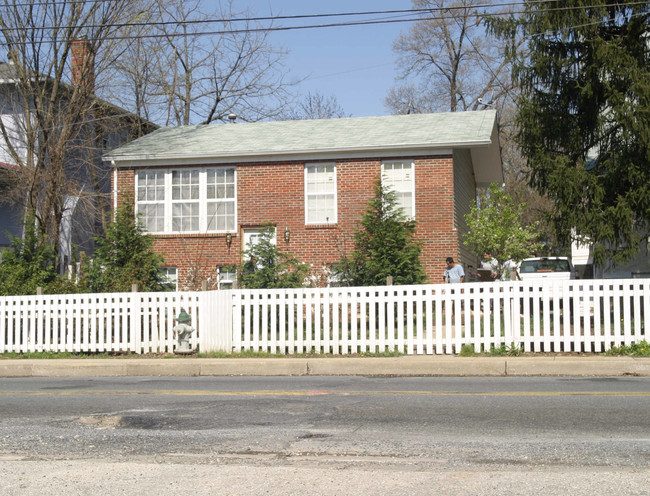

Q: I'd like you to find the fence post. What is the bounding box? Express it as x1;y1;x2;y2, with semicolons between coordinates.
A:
386;276;393;286
131;283;142;354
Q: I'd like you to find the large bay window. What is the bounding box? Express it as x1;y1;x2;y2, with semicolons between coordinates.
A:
382;161;415;218
135;167;236;233
305;163;337;224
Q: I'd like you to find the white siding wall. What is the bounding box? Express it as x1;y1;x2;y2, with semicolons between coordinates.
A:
453;149;476;269
0;85;29;166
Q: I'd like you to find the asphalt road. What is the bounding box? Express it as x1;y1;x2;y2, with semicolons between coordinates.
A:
1;376;649;495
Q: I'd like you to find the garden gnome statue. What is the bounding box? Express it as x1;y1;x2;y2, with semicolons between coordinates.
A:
173;308;195;354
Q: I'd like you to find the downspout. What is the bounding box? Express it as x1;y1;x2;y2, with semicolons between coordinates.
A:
112;161;117;221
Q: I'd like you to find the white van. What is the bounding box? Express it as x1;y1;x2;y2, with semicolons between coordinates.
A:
518;257;578;280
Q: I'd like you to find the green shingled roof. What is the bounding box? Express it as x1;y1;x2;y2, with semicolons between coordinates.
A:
104;110;498;166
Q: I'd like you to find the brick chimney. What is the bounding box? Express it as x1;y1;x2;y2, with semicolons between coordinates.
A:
71;37;94;92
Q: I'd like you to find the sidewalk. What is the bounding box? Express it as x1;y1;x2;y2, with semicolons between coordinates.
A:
1;355;649;377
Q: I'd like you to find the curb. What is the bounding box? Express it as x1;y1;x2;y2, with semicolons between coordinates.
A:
0;356;649;378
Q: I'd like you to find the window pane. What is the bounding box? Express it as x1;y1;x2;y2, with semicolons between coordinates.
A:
136;171;165;232
306;164;336;224
218;266;237;290
160;267;177;291
138;171;165;201
172;170;199;200
138;204;164;233
206;167;236;231
207;199;235;232
172;202;198;232
397;192;413;217
382;161;414;218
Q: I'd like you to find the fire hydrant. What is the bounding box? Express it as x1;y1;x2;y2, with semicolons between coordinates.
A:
173;308;195;354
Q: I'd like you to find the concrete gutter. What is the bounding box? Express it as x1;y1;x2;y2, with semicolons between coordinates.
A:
0;356;649;378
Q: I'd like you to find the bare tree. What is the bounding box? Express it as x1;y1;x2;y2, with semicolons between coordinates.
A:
0;0;155;269
386;0;513;114
108;0;293;126
286;91;350;120
385;1;557;252
384;84;439;115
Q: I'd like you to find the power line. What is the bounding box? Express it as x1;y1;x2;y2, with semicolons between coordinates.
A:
0;0;645;45
0;2;543;32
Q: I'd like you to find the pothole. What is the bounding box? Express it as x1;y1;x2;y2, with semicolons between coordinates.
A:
297;433;332;439
76;415;123;430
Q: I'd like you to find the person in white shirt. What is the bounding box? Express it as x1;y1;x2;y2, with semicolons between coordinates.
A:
481;252;499;280
501;259;520;280
443;257;465;283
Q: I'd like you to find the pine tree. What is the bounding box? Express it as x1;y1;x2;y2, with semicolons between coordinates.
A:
84;202;165;292
490;1;650;265
336;179;426;286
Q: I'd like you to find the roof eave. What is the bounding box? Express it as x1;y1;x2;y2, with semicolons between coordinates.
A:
104;140;493;167
471;119;503;185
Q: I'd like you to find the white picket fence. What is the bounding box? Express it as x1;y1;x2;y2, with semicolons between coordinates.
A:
0;291;202;354
1;279;648;355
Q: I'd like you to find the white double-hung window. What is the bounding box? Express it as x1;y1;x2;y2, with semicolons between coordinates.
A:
382;160;415;218
135;167;236;233
207;168;236;232
136;170;165;233
305;163;337;224
172;169;200;232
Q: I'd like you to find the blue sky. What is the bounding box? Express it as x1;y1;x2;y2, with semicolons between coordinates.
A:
235;0;414;117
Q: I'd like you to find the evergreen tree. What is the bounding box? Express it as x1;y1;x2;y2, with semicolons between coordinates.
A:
84;202;165;292
336;179;426;286
238;226;309;289
0;214;61;295
490;1;650;265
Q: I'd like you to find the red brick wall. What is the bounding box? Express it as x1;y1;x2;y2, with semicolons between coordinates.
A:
114;168;135;208
114;154;458;287
414;156;457;281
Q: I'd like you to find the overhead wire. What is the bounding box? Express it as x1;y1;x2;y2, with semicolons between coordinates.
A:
0;0;645;130
0;1;646;46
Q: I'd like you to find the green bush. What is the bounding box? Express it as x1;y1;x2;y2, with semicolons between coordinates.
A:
0;215;64;295
238;226;310;289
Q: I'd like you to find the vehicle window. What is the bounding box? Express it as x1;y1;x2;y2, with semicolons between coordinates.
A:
520;259;570;273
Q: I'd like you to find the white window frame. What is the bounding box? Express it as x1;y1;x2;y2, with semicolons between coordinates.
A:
304;163;337;224
171;169;200;232
135;167;237;234
242;227;276;262
160;266;178;291
381;160;415;219
136;170;166;233
217;266;237;290
206;168;236;232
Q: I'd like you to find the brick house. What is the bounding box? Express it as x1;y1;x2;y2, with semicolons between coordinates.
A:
104;110;502;289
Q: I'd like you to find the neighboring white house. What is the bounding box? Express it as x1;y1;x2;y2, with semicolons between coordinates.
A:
572;236;650;279
0;53;157;266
